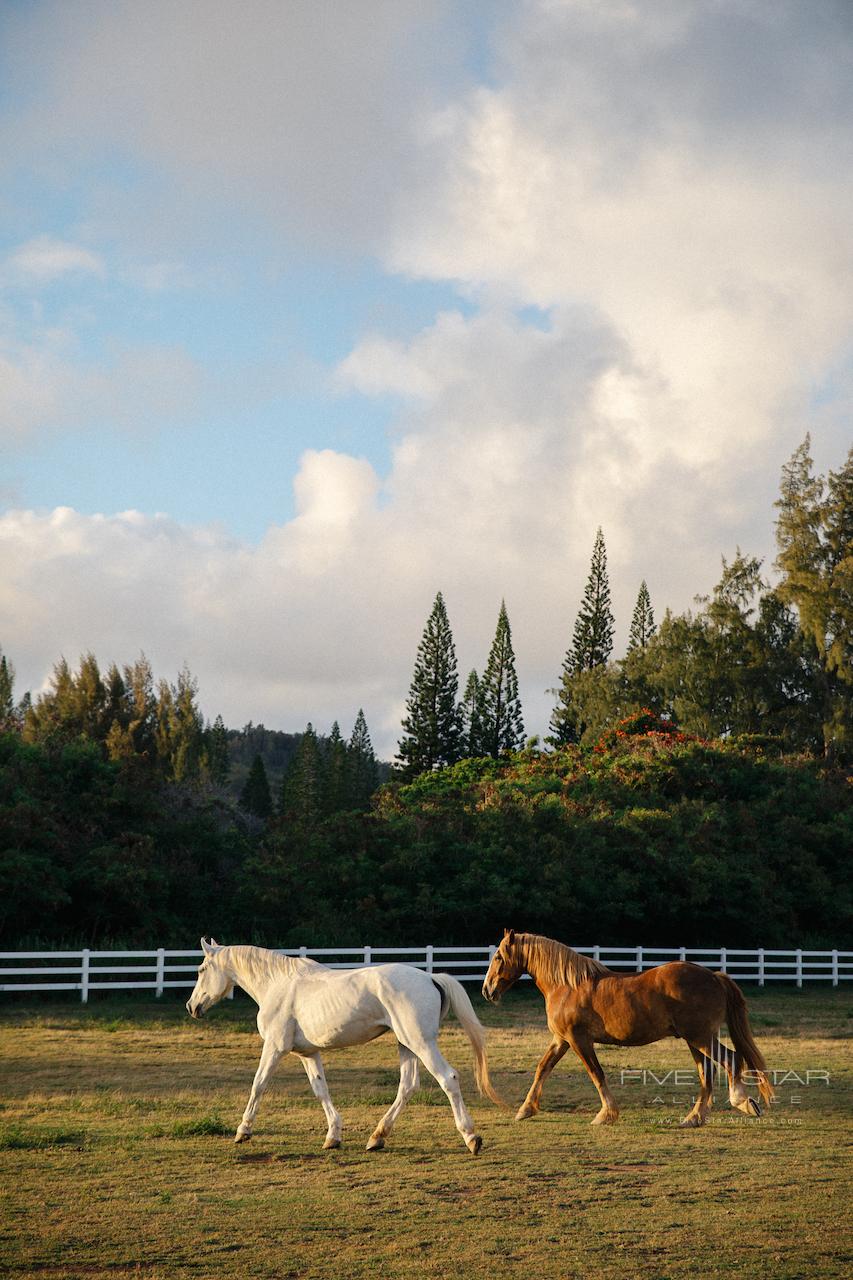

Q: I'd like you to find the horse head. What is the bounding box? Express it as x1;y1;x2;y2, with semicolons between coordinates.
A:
186;937;233;1018
481;929;524;1003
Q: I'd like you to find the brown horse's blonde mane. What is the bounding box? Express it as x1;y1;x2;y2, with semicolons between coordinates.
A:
516;933;612;990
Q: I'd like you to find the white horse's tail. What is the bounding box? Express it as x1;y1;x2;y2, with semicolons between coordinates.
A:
432;973;506;1107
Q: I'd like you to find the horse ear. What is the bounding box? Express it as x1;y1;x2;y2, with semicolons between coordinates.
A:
506;928;515;945
201;937;214;956
210;937;221;949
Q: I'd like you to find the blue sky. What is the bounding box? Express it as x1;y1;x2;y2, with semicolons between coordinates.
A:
1;0;851;754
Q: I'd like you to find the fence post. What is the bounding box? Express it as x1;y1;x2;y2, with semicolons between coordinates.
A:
796;949;803;988
593;945;600;964
636;946;643;973
364;945;372;968
426;944;434;974
81;949;90;1004
299;946;308;959
720;947;727;974
832;950;839;988
679;946;686;962
758;948;765;987
155;948;165;998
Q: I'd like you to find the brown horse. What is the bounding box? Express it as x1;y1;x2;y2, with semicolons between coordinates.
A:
482;930;774;1128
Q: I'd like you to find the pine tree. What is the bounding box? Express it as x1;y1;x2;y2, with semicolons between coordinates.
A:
628;581;656;650
349;709;379;807
281;723;322;825
570;529;615;672
479;601;525;757
322;720;349;814
123;655;158;763
0;649;15;731
397;592;463;777
155;666;204;783
775;437;853;760
551;529;615;743
207;714;231;787
461;669;484;757
239;752;273;819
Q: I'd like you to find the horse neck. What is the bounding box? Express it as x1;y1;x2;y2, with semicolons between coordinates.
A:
220;946;287;1006
517;934;590;996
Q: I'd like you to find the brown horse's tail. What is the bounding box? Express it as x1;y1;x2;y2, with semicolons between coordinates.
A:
715;972;775;1106
432;973;507;1108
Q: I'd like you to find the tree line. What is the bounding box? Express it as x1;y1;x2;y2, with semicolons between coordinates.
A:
0;649;380;826
2;711;848;949
397;437;852;770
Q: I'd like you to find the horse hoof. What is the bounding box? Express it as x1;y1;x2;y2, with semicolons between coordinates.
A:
323;1137;342;1150
591;1110;619;1126
466;1134;483;1156
747;1098;761;1117
366;1136;385;1151
515;1105;536;1121
234;1131;251;1144
679;1116;702;1129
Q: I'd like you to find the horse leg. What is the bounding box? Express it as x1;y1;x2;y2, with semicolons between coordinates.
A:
567;1033;620;1125
366;1044;420;1151
299;1053;343;1149
515;1038;570;1121
680;1044;717;1128
235;1038;285;1142
410;1039;482;1155
709;1036;762;1117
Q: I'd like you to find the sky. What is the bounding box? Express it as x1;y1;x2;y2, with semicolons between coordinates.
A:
1;0;851;758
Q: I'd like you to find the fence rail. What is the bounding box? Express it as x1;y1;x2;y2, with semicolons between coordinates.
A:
0;945;850;1001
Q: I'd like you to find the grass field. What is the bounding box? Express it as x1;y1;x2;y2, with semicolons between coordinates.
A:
1;985;851;1280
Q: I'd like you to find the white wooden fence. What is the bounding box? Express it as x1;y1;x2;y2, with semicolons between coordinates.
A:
0;945;850;1001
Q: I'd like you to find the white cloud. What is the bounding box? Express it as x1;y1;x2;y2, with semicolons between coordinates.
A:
6;236;105;282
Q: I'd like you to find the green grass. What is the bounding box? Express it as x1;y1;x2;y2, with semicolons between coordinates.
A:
0;986;851;1279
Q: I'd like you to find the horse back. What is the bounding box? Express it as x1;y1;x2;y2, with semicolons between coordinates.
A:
548;962;727;1047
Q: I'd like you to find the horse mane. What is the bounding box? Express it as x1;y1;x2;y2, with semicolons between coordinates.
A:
517;933;612;989
222;945;326;987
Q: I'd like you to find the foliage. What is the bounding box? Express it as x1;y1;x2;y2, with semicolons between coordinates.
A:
551;527;614;743
397;592;463;777
628;580;656;650
461;669;484;758
0;732;252;946
239;753;273;820
775;436;853;759
477;601;525;757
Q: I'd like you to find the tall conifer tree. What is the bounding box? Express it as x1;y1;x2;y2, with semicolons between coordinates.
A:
239;752;272;819
461;669;484;757
397;592;463;777
322;720;349;814
551;529;615;743
628;581;656;650
207;714;231;787
281;723;322;824
0;649;16;731
349;709;379;807
479;601;525;757
570;528;614;672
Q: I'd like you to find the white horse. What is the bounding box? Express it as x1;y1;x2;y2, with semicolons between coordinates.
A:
186;939;502;1155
